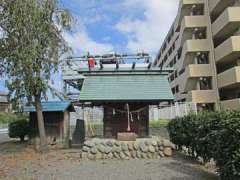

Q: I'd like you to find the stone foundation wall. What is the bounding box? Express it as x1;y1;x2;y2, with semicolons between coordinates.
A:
81;137;175;160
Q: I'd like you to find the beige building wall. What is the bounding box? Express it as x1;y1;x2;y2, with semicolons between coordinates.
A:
0;93;10;113
155;0;240;111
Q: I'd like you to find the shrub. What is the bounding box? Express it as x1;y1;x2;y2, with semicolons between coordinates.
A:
8;120;29;141
168;110;240;180
0;113;18;125
0;113;28;125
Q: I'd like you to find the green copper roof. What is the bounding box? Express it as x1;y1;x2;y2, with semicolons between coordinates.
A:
79;75;173;102
24;101;75;112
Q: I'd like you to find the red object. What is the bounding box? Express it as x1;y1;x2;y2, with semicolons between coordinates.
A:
88;57;95;69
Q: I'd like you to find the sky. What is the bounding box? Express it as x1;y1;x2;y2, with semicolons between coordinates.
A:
0;0;179;92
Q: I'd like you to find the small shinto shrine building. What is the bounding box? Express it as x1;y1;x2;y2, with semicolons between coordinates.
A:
77;66;174;139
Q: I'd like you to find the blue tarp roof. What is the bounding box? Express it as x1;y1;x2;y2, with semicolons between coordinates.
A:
24;101;74;112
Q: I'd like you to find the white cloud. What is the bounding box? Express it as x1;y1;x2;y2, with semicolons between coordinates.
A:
116;0;179;55
63;24;114;55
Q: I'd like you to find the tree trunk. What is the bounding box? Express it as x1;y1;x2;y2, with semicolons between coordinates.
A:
20;136;25;142
34;94;48;152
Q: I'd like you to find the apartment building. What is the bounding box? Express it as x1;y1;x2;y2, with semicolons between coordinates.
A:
0;92;10;112
154;0;240;111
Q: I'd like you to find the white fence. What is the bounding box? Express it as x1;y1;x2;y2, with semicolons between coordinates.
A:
70;103;198;124
149;102;198;120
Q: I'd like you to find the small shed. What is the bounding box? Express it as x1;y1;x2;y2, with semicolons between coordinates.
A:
24;101;75;148
77;66;174;139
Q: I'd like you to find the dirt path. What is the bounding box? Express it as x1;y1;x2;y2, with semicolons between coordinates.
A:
0;142;218;180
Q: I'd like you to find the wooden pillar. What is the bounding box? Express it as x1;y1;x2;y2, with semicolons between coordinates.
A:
103;106;113;138
146;106;149;136
63;110;70;148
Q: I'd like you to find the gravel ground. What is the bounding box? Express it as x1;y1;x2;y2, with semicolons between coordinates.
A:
0;142;218;180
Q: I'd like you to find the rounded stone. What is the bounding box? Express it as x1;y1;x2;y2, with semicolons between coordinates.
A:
88;154;96;160
90;147;98;154
106;140;114;147
97;145;106;153
139;142;148;153
105;147;112;154
148;145;155;153
113;146;121;153
82;146;89;152
147;152;153;159
145;140;151;146
113;152;120;159
133;141;139;150
94;139;101;145
163;147;173;157
159;146;164;151
157;139;163;146
121;143;129;152
141;153;147;159
151;140;158;146
124;151;131;157
163;139;172;147
136;151;141;158
84;141;94;148
115;141;121;146
119;152;126;159
127;142;134;151
96;152;102;159
102;154;107;159
131;151;137;158
107;152;113;159
159;151;165;157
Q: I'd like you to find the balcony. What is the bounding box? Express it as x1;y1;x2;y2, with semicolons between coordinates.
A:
175;0;205;30
183;64;212;91
186;64;212;77
218;66;240;88
215;36;240;64
212;7;240;45
178;15;208;46
221;98;240;110
209;0;235;21
180;39;210;68
187;90;217;103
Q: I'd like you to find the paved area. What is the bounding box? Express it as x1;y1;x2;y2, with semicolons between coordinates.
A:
0;142;218;180
0;131;9;144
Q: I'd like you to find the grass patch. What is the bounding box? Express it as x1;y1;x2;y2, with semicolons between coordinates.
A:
0;113;18;125
150;119;171;127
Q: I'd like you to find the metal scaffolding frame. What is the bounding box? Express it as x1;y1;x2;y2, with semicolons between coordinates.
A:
61;52;153;102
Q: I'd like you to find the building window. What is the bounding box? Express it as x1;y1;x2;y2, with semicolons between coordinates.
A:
176;85;179;93
196;52;209;64
177;48;182;60
199;77;212;90
179;68;185;75
174;71;178;79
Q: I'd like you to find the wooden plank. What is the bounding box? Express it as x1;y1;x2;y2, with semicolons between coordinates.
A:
117;132;137;141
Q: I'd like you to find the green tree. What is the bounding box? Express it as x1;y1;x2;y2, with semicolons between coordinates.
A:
0;0;72;152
